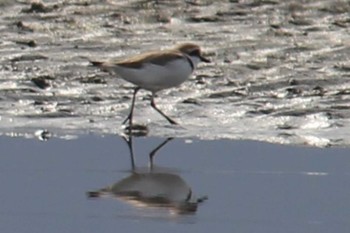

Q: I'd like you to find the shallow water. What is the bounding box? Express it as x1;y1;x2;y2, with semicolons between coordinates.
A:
1;135;350;233
0;0;349;146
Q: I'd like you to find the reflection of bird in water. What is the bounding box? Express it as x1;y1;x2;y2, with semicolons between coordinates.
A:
87;136;207;215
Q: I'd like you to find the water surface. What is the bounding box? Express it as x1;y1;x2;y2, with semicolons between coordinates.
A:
1;135;350;232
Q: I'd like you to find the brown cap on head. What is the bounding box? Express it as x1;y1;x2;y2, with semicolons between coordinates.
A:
174;43;210;63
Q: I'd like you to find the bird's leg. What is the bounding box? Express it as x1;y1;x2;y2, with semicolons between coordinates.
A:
122;87;140;126
149;137;174;170
150;93;178;125
121;135;136;171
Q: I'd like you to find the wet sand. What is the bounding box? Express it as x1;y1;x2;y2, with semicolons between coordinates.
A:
0;0;349;146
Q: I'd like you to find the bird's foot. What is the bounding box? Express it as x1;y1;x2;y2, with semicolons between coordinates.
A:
122;123;149;137
168;118;178;125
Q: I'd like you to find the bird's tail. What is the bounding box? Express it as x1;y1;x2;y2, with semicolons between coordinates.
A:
87;56;120;74
88;60;114;73
89;60;104;67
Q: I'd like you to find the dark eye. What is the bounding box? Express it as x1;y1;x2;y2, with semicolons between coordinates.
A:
189;49;200;57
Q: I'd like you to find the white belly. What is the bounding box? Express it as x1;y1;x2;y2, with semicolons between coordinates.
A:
114;59;193;92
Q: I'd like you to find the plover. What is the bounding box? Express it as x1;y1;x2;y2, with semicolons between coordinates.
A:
91;43;210;127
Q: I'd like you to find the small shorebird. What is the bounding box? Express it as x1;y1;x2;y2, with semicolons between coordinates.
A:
91;43;210;127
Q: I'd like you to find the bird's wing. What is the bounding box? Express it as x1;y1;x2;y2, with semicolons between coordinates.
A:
115;51;184;69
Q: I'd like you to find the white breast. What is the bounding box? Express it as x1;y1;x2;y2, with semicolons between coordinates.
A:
113;58;193;92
